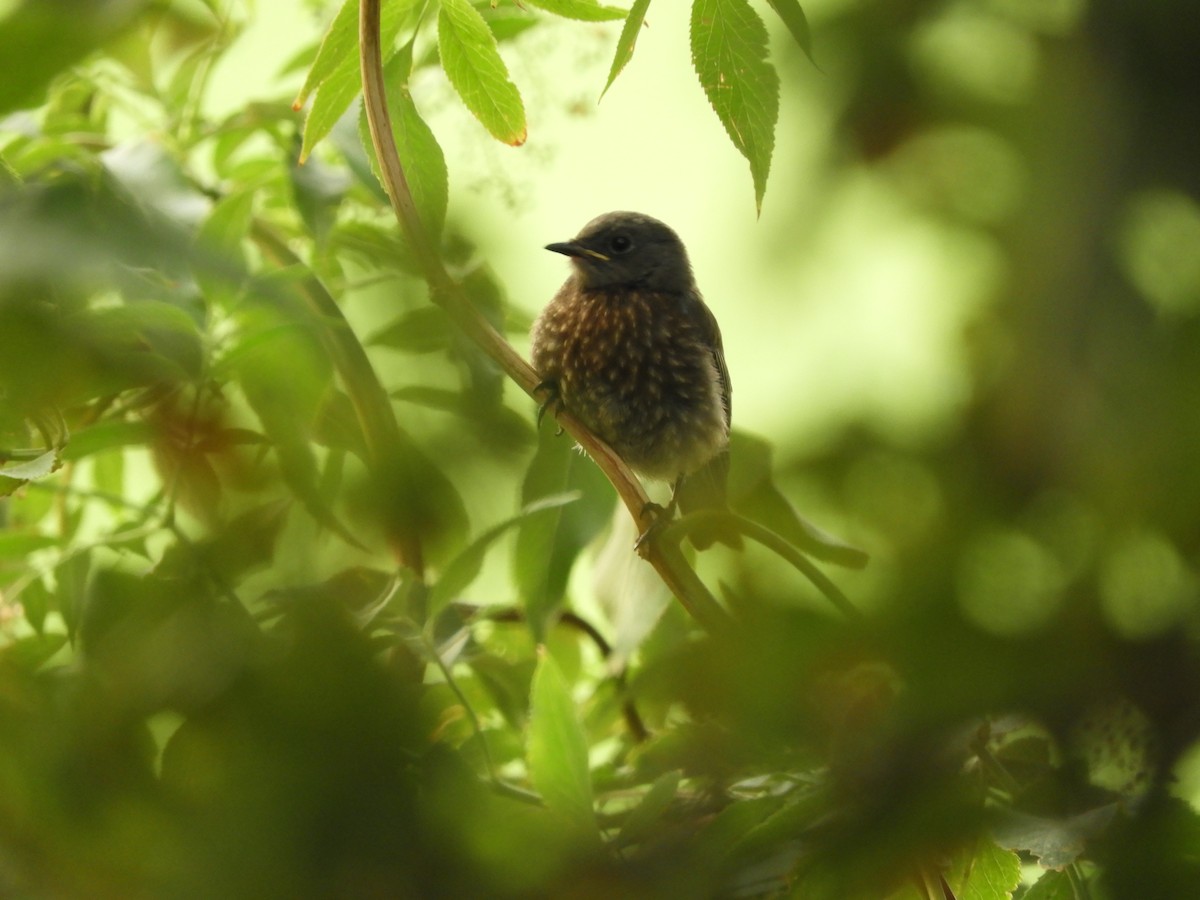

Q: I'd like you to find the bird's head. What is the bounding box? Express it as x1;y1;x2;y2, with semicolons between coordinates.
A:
546;211;694;292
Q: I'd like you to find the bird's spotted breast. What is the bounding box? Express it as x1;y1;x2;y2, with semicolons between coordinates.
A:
532;285;727;481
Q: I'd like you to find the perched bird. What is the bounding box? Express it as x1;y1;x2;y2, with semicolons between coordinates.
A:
531;211;737;548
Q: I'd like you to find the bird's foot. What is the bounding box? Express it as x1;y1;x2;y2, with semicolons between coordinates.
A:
534;380;565;434
634;498;678;554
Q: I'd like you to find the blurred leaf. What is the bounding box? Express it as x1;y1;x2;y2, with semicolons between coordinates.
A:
1023;870;1074;900
0;449;59;481
729;432;868;568
951;839;1021;900
296;0;416;160
56;550;91;643
61;421;154;461
601;0;651;99
100;141;212;229
0;532;58;559
993;805;1119;871
155;500;289;587
527;648;599;842
369;305;454;353
615;769;681;847
289;145;352;243
522;0;628;22
437;0;527;146
763;0;817;67
230;304;359;546
16;578;52;634
690;0;779;213
0;632;68;671
356;61;449;239
429;493;579;617
513;422;616;638
0;0;149;116
92;448;125;496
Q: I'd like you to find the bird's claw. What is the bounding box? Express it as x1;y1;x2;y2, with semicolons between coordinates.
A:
634;499;677;553
535;379;564;433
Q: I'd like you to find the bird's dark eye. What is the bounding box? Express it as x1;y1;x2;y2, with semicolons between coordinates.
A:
609;233;633;254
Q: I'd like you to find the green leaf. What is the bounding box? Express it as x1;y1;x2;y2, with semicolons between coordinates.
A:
616;770;681;846
356;56;449;239
764;0;817;67
297;0;417;161
513;422;616;638
0;449;59;481
690;0;780;213
954;839;1022;900
369;306;455;353
522;0;628;22
1023;870;1074;900
428;494;579;617
601;0;651;98
0;0;148;116
0;532;59;559
0;632;68;671
527;649;599;842
438;0;527;146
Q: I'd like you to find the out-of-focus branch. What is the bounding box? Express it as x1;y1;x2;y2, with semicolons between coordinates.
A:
357;0;731;633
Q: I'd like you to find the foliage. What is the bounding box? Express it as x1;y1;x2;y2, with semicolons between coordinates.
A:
2;1;1200;898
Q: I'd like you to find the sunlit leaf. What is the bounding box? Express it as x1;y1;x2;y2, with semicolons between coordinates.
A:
0;449;59;482
438;0;527;145
356;54;449;239
601;0;651;99
522;0;628;22
690;0;779;213
297;0;416;160
527;649;599;842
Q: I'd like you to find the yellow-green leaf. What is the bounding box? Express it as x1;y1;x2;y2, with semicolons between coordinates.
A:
601;0;652;99
690;0;780;213
527;649;599;843
438;0;527;146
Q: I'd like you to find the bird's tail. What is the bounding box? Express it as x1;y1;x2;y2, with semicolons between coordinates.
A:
675;451;743;550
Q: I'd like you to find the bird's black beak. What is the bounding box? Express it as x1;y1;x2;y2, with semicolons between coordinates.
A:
545;241;610;262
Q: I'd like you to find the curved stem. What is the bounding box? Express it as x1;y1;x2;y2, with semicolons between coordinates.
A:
662;511;862;621
357;0;731;633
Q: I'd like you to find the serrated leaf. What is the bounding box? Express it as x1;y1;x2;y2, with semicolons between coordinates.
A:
527;649;599;842
0;449;59;481
764;0;817;67
601;0;651;98
428;493;579;617
954;839;1022;900
690;0;780;213
522;0;628;22
438;0;527;145
356;58;449;239
297;0;417;160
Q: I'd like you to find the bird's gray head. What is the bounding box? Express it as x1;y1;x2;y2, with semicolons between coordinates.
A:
546;211;695;293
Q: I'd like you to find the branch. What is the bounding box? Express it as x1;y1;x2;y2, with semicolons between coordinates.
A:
358;0;732;633
662;512;863;622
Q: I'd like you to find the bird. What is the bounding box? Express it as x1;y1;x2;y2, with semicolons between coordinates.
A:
530;211;738;549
